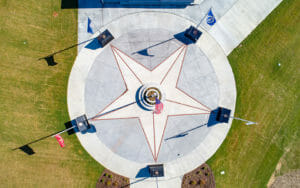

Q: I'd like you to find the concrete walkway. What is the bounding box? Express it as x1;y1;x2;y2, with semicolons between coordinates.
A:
78;0;282;54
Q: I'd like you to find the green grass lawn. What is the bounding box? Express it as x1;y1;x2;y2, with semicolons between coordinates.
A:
0;0;104;187
0;0;299;187
207;0;300;187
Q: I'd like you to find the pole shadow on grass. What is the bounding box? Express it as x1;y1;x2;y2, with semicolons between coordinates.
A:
38;37;94;66
11;128;66;155
12;119;96;155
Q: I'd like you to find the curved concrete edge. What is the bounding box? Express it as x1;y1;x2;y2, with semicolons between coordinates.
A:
164;30;237;179
209;0;282;55
68;12;236;182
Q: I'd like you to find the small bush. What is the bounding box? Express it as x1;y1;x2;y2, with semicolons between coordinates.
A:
199;179;206;185
108;174;112;178
106;180;112;186
112;182;118;186
189;180;196;185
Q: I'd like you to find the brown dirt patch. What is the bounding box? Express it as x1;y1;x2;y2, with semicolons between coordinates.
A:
182;163;215;188
96;169;130;188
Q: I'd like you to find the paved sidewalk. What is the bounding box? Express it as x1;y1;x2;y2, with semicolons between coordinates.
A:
77;0;282;54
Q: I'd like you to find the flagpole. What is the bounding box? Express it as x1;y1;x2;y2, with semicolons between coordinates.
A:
196;7;212;28
12;126;76;151
51;126;76;137
230;116;257;125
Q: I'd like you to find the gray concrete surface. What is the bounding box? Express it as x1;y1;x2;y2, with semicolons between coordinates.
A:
84;28;219;163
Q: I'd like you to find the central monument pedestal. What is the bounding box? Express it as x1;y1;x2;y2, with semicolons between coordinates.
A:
136;83;165;111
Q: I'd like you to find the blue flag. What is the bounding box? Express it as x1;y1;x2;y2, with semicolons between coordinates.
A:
206;9;216;26
87;18;94;34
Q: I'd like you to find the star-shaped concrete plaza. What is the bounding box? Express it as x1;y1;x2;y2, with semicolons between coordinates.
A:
92;45;211;161
68;15;237;183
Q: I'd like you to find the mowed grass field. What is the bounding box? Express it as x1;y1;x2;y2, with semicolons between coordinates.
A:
0;0;299;188
0;0;104;187
207;0;300;187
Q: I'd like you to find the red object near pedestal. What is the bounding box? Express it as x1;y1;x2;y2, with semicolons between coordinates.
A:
54;134;65;148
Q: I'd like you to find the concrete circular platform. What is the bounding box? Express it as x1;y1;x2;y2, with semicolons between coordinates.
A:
68;12;236;180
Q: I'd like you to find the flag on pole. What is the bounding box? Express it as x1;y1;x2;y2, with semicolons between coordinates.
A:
246;121;256;125
154;97;164;114
206;9;216;26
87;17;94;34
54;134;65;148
